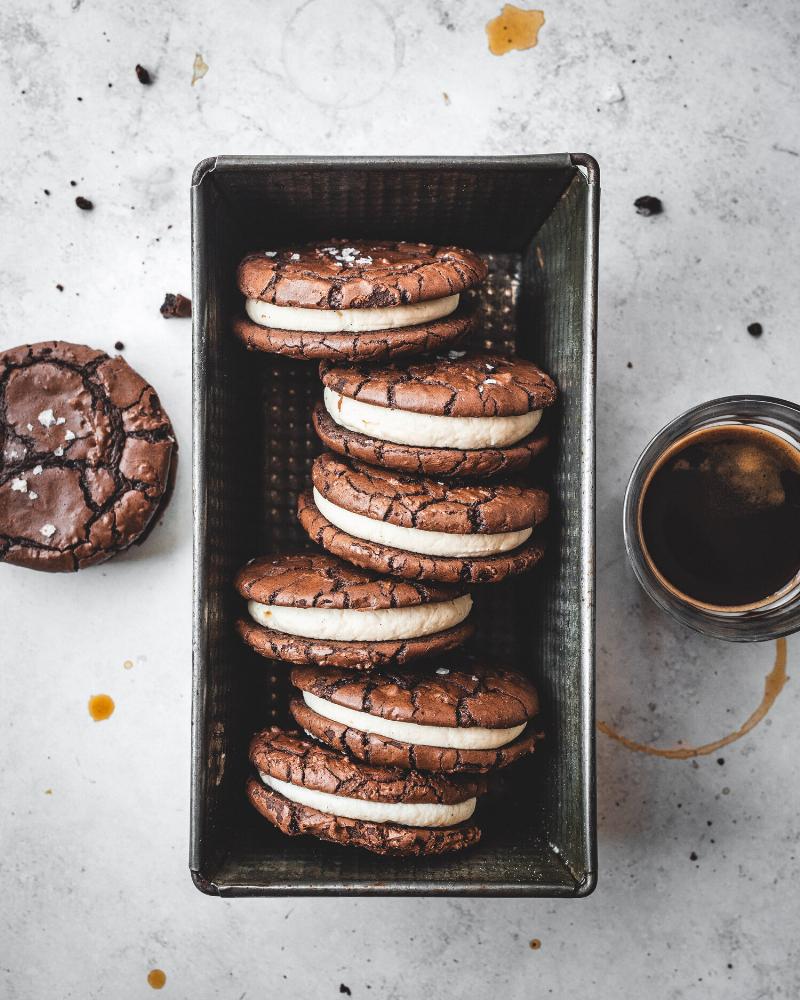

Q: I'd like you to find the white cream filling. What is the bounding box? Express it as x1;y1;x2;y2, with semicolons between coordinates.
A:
312;487;533;557
247;593;471;641
302;690;526;750
261;772;475;828
245;293;459;333
324;387;542;449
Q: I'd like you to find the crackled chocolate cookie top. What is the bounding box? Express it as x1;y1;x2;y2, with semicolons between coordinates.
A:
291;664;539;729
0;341;175;572
249;728;484;803
320;351;557;417
311;452;549;534
238;240;488;309
235;552;464;609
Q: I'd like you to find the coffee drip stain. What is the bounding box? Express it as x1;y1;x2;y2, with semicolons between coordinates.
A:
598;639;788;759
486;5;545;55
88;693;115;721
147;969;166;990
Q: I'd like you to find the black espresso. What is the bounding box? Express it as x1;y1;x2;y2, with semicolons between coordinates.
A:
640;424;800;608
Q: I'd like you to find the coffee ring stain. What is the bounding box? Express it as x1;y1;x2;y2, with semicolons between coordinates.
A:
598;638;788;759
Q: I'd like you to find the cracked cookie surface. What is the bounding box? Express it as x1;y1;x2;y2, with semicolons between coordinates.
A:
313;402;550;478
320;351;557;416
249;728;486;803
246;777;481;856
236;615;474;670
311;452;549;534
238;240;488;309
232;298;476;361
0;341;175;572
297;489;547;584
291;697;539;773
235;552;467;608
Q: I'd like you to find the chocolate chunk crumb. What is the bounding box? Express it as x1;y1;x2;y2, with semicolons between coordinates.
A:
627;361;633;368
747;322;763;338
114;341;125;351
75;196;94;211
70;180;77;187
44;189;50;196
634;195;663;216
135;64;152;85
717;757;725;765
160;293;192;319
56;284;64;292
689;851;698;861
339;987;351;996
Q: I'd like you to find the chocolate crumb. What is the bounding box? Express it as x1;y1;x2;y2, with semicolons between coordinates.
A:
56;284;64;292
627;361;633;368
70;180;77;187
114;341;125;351
634;195;663;216
160;293;192;319
690;851;698;861
44;189;50;196
75;196;94;211
717;757;725;765
339;986;351;996
135;64;152;85
747;322;763;338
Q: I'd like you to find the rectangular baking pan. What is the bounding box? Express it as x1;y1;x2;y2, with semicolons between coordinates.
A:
191;154;598;896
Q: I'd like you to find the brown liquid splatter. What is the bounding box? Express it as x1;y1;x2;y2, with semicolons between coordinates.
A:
598;639;788;758
147;969;166;990
88;693;115;722
486;5;545;56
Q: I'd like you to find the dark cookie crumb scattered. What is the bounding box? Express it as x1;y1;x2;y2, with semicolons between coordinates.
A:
634;195;663;216
114;341;125;351
135;64;152;85
717;757;725;765
56;284;64;292
70;180;77;187
747;322;763;338
160;292;192;318
627;361;633;368
340;987;351;996
43;189;50;196
690;851;698;861
75;196;94;211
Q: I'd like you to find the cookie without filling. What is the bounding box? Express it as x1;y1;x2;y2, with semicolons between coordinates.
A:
0;341;175;572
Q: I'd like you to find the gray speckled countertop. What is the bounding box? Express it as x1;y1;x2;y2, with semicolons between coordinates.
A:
1;0;798;996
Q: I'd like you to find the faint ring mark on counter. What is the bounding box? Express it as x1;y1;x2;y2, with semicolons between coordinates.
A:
597;639;788;759
282;0;402;107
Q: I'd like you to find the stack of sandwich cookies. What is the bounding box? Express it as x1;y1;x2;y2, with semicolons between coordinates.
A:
235;553;473;669
314;351;557;478
247;728;485;856
290;664;541;773
234;240;487;361
298;453;549;584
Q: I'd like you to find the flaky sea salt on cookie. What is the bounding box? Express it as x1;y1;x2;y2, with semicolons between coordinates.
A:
234;239;487;361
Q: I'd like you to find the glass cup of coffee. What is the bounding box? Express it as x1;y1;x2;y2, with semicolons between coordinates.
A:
623;395;800;641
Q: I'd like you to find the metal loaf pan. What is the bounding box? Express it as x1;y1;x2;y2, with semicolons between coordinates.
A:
191;155;598;896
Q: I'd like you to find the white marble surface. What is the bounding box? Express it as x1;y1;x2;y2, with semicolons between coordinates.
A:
1;0;799;996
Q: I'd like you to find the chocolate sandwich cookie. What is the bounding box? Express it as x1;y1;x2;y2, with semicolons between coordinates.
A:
315;350;557;478
297;453;549;584
234;239;487;361
235;553;473;669
291;663;542;773
247;728;484;856
0;341;175;572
